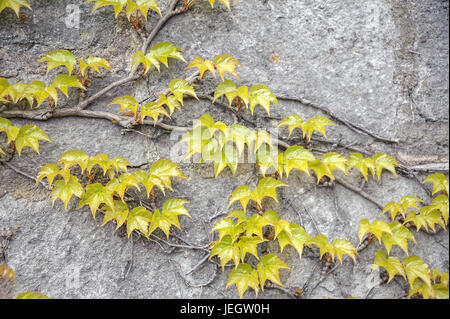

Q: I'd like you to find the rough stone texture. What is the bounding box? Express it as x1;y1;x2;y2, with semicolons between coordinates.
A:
0;0;448;299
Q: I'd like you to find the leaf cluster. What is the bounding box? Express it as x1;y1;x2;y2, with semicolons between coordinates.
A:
0;117;51;156
372;251;449;299
86;0;162;19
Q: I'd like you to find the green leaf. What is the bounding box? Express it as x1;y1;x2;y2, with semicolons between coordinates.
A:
0;0;32;17
399;196;424;213
141;101;169;124
309;159;334;182
132;50;159;74
148;159;186;191
213;144;239;178
309;234;335;260
283;146;315;177
426;195;449;225
209;236;240;271
227;210;248;225
100;200;129;229
57;150;90;173
126;0;161;20
87;153;111;175
321;152;348;175
333;238;357;264
15;292;50;299
303;116;336;141
212;218;245;242
257;254;289;290
248;85;278;116
110;156;131;174
403;256;432;290
36;164;60;188
227;263;260;299
423;173;449;195
148;199;191;239
169;79;198;105
251;177;287;207
51;175;84;210
150;42;186;67
108;95;139;116
245;214;270;239
52;74;85;97
372;153;399;180
347;153;376;181
417;206;446;232
79;57;112;76
228;185;253;212
372;250;406;283
382;201;405;221
133;170;165;196
213;54;241;81
381;222;416;255
38;50;76;75
358;219;392;244
127;206;152;238
158;94;181;115
106;173;140;201
186;56;216;79
276;223;310;258
23;81;50;108
15;124;51;156
77;183;115;219
278;114;305;137
86;0;127;18
237;236;264;262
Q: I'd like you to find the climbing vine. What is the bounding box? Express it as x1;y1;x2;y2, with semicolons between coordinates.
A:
0;0;448;300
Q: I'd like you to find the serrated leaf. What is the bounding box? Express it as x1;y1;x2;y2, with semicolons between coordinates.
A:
148;199;191;239
400;196;424;213
426;195;449;224
150;41;186;68
108;95;139;116
382;201;405;221
417;206;446;232
213;143;239;177
100;200;129;229
127;206;152;238
372;250;406;283
209;236;240;271
309;159;334;182
403;256;432;290
38;50;76;75
309;234;335;260
126;0;161;20
237;236;264;262
186;56;216;79
3;82;27;104
15;124;51;156
132;50;160;74
227;210;248;225
52;74;85;97
158;94;181;115
278;114;305;137
213;54;241;81
141;101;169;124
303;116;335;141
79;57;112;76
0;0;32;17
283;146;315;178
381;222;416;255
372;153;399;180
321;152;348;175
57;150;90;173
212;218;245;242
251;177;287;207
228;185;253;212
256;144;283;177
148;159;186;191
36;164;60;188
86;0;127;18
22;81;50;108
77;183;115;219
358;219;392;244
347;153;376;181
133;170;165;196
245;214;270;239
227;263;259;299
333;238;357;264
87;153;111;175
257;254;289;290
248;85;278;116
106;173;140;201
169;79;198;105
51;175;84;210
423;173;449;195
110;156;131;173
277;223;310;258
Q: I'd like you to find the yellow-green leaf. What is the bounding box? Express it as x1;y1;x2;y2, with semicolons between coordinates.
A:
38;49;76;75
15;124;51;156
209;236;240;271
77;183;115;219
127;206;152;238
52;74;85;97
257;254;289;290
423;173;449;195
372;250;406;283
213;54;241;81
51;175;84;210
248;85;278;116
227;263;259;299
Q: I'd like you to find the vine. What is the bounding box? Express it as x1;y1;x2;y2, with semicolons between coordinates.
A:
0;0;448;300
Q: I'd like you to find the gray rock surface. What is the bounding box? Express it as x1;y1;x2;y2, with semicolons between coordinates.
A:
0;0;448;299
